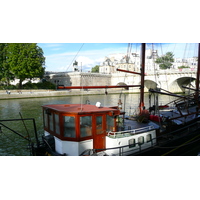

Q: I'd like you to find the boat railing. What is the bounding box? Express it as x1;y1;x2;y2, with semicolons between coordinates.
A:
80;137;157;156
107;125;155;138
80;120;200;156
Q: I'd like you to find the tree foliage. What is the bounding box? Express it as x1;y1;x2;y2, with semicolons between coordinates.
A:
0;43;15;86
8;43;45;88
178;65;189;69
155;52;174;70
91;65;99;72
0;43;45;88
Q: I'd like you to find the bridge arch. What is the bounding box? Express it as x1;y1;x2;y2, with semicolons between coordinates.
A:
117;82;129;90
144;80;158;90
169;77;196;93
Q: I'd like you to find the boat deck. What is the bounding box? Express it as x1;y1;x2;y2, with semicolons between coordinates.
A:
159;106;197;124
120;117;159;131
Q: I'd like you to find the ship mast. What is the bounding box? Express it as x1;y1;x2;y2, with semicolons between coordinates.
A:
139;43;146;113
195;43;200;104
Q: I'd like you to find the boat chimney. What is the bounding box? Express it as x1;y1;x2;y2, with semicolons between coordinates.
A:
96;102;101;108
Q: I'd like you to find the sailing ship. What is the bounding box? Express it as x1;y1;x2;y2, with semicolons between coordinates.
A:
38;43;200;156
1;43;200;156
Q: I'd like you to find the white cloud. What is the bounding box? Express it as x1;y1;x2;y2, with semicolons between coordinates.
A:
51;48;62;51
75;56;104;72
44;47;127;72
43;43;63;48
77;56;93;65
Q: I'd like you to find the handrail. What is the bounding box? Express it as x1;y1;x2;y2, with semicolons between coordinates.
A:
81;139;156;156
107;125;155;137
0;118;40;148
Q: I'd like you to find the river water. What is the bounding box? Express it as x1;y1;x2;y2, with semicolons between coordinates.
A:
0;93;176;156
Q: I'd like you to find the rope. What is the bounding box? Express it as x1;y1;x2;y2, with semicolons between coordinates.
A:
66;43;84;71
161;133;200;156
80;73;84;111
182;43;188;66
172;43;176;55
152;43;158;83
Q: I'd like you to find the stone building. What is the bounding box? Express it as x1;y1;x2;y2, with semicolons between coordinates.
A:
99;49;159;74
99;49;198;74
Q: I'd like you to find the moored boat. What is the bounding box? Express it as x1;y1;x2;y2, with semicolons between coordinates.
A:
1;43;200;156
41;103;158;156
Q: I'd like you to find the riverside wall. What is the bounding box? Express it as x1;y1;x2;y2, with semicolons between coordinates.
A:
0;89;126;100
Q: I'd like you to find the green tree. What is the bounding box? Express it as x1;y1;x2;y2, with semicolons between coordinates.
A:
91;65;99;72
178;65;189;69
0;43;15;86
155;52;174;70
8;43;45;88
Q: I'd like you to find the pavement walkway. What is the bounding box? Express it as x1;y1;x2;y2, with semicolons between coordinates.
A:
0;89;124;100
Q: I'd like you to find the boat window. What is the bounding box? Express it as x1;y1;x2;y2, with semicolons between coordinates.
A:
55;114;60;135
43;110;48;128
129;139;136;148
138;136;144;145
49;113;54;131
146;134;152;142
106;115;115;131
63;116;76;138
96;116;103;134
80;116;92;137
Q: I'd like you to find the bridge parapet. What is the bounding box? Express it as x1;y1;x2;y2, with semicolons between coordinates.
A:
145;69;196;76
47;69;197;93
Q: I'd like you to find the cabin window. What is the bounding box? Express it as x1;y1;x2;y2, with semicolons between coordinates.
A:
96;116;103;134
138;136;144;145
146;134;152;142
63;116;76;138
44;110;48;128
129;139;136;148
49;113;54;131
55;114;60;135
80;116;92;137
106;115;115;131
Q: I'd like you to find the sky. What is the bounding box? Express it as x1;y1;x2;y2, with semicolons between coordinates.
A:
38;43;129;72
38;43;199;72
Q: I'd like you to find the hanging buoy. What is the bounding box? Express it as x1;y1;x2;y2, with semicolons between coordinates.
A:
118;98;122;110
105;88;108;95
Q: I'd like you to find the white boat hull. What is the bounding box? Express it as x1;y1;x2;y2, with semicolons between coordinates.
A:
44;130;157;156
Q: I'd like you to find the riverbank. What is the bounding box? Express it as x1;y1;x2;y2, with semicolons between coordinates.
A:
0;89;131;100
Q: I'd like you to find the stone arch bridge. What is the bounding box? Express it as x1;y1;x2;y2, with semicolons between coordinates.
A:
47;69;197;93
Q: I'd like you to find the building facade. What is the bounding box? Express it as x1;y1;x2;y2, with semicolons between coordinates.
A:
99;49;198;74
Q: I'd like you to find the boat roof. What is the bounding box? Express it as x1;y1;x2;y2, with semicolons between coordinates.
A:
42;104;120;115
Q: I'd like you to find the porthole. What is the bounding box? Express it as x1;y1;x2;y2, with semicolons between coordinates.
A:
146;134;152;142
129;139;136;148
138;136;144;145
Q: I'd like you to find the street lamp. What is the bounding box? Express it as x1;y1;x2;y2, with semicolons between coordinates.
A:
54;80;59;90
